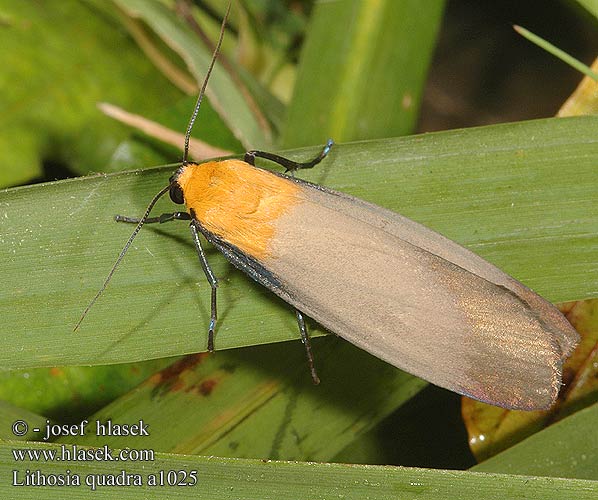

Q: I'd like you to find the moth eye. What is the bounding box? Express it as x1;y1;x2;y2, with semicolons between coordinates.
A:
169;182;184;205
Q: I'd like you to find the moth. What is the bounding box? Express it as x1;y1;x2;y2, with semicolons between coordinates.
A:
79;4;579;411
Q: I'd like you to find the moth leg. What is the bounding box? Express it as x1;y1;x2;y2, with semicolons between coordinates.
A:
295;310;320;385
244;139;334;174
115;212;191;224
189;222;219;352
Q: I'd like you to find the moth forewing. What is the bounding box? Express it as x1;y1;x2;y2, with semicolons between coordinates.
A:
80;2;579;412
176;159;579;411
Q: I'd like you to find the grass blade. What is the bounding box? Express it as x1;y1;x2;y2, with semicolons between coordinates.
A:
2;117;597;369
514;25;598;80
114;0;272;149
60;340;426;461
2;440;598;499
281;0;445;147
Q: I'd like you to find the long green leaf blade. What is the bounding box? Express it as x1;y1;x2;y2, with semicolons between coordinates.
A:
575;0;598;19
514;25;598;80
2;441;598;499
114;0;272;149
2;117;597;369
60;339;425;461
281;0;445;147
0;0;185;186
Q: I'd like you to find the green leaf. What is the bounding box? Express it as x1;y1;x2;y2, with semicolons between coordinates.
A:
472;402;598;480
514;25;598;80
59;340;425;461
281;0;445;147
0;360;174;422
575;0;598;19
1;441;597;499
0;0;184;186
114;0;273;149
0;401;47;441
2;117;597;370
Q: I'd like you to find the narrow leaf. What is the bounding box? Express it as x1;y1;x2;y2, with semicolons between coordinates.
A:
114;0;272;149
282;0;445;147
61;340;426;462
2;441;598;499
1;117;597;369
514;25;598;80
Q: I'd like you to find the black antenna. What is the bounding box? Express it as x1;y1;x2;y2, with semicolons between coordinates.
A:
74;184;170;331
183;1;231;166
75;3;231;331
